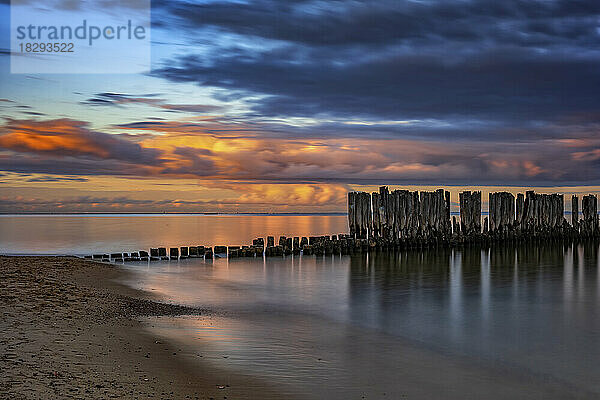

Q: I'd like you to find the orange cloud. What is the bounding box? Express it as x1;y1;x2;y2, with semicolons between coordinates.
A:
0;119;110;157
2;117;599;192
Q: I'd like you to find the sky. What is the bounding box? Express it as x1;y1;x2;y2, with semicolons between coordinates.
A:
0;0;600;213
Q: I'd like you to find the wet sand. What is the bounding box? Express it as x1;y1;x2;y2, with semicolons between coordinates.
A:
0;256;286;399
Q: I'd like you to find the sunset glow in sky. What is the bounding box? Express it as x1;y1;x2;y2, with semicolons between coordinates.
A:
1;0;600;213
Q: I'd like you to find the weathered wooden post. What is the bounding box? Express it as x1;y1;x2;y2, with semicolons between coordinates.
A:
474;191;482;234
407;191;420;239
214;246;227;254
300;237;308;247
504;192;515;230
372;192;381;238
180;247;189;259
419;191;430;236
158;247;168;260
489;193;496;232
572;195;579;230
459;191;482;236
365;192;373;239
460;191;471;235
515;193;524;229
355;192;363;239
348;192;356;238
379;186;389;238
452;216;459;235
228;246;240;258
582;194;598;235
445;190;451;236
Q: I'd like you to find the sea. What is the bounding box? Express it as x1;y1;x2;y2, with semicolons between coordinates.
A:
2;214;600;398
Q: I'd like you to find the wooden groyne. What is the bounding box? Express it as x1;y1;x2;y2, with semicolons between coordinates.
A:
82;187;598;262
83;232;359;263
348;187;599;247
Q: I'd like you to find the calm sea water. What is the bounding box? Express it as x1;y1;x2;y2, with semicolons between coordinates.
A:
125;248;600;398
0;214;347;255
3;215;600;398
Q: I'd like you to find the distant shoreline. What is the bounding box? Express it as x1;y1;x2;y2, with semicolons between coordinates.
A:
0;212;348;216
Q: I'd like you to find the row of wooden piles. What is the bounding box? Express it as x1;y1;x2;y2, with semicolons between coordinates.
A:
348;187;599;246
84;233;372;262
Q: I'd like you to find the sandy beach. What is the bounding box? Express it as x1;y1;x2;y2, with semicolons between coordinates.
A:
0;256;285;400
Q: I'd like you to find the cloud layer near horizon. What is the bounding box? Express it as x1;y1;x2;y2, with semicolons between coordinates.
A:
2;116;600;187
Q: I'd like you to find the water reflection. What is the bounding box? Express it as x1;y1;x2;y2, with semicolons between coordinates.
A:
0;214;348;254
124;240;600;399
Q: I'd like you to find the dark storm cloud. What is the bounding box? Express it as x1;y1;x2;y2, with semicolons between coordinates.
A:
158;0;600;47
156;49;600;121
152;0;600;123
82;92;222;114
